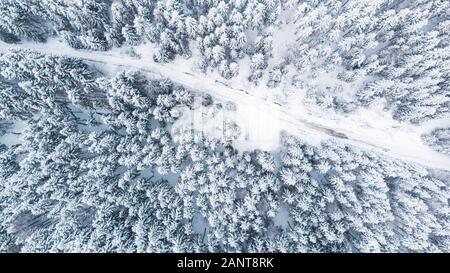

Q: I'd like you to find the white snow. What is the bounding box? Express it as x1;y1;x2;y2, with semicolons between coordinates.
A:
192;213;208;236
273;203;291;229
0;120;26;147
2;39;450;170
172;99;281;151
233;102;281;151
269;9;297;63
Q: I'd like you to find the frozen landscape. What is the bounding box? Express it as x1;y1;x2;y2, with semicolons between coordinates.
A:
0;0;449;253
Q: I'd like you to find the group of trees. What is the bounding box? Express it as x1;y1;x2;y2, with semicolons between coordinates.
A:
266;136;450;252
1;0;282;82
422;127;450;156
288;0;450;123
2;0;448;125
0;49;198;252
1;49;449;252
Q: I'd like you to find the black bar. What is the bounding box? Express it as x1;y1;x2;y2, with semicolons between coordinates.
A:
0;253;447;272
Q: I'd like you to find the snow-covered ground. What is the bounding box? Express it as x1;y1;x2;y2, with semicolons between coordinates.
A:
1;39;450;170
0;119;26;147
173;98;282;151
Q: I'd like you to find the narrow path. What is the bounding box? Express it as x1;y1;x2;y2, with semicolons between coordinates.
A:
1;41;449;170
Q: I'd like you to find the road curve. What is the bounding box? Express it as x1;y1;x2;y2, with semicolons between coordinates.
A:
1;41;450;170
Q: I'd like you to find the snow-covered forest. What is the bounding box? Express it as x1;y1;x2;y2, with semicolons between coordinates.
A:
0;0;449;253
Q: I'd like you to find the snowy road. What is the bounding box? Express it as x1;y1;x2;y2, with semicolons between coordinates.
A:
1;41;450;170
